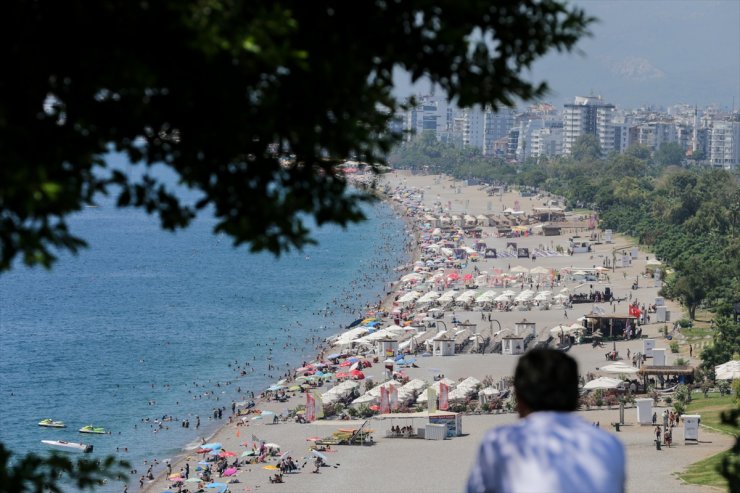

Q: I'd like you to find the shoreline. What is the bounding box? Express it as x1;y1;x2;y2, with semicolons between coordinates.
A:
140;177;417;491
141;169;731;493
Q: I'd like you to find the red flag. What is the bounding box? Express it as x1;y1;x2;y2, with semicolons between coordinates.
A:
439;382;449;411
380;386;390;414
389;384;399;410
306;392;316;422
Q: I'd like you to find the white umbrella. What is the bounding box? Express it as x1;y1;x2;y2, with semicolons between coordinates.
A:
494;294;511;302
397;291;421;303
715;360;740;380
475;290;497;303
583;377;623;390
510;265;529;273
417;291;440;303
438;290;457;302
401;273;424;282
553;293;568;301
534;293;549;301
530;266;549;275
599;363;639;374
515;291;533;302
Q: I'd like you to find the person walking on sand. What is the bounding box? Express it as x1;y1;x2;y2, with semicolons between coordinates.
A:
466;349;625;493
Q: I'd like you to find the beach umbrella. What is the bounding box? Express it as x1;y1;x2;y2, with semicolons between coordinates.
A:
265;442;281;449
206;483;228;493
218;450;237;457
185;478;202;483
263;465;280;471
260;410;276;417
510;265;529;273
197;461;211;466
168;473;183;481
288;385;302;391
312;450;329;462
201;442;222;450
279;450;292;461
223;467;238;477
584;377;623;390
530;266;549;275
241;450;257;457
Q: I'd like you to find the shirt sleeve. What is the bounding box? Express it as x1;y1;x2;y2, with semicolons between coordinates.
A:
465;435;498;493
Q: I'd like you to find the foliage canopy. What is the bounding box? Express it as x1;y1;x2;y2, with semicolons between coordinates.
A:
0;0;592;271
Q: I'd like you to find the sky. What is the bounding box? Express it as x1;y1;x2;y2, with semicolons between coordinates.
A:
393;1;740;110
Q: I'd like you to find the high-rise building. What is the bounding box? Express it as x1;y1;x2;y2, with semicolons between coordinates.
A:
562;96;616;155
709;120;740;169
404;95;452;141
483;108;515;156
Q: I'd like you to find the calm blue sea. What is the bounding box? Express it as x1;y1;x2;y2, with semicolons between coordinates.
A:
0;156;408;492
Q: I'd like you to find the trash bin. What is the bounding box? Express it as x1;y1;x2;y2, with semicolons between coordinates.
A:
615;423;620;432
655;439;661;450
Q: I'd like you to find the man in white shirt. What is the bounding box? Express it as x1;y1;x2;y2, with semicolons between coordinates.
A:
466;349;626;493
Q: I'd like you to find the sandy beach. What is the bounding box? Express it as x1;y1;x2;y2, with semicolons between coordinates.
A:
142;170;732;493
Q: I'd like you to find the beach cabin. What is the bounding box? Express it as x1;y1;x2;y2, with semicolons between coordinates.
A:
476;215;491;227
652;348;666;366
501;335;524;355
451;215;463;227
584;314;638;339
463;215;477;227
635;398;653;425
494;225;512;237
569;237;592;253
377;337;399;359
514;319;536;338
432;337;455;356
542;225;562;236
531;207;565;222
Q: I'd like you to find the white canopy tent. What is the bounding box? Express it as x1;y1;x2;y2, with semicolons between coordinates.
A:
583;377;624;390
715;360;740;380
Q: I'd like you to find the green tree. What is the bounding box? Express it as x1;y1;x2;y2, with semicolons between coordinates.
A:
0;0;593;271
571;134;602;162
654;143;685;167
0;444;128;493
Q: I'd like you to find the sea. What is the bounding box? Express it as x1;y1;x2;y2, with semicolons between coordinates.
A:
0;154;409;492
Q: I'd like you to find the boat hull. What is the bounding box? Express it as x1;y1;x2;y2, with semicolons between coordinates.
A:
41;440;93;453
38;421;66;428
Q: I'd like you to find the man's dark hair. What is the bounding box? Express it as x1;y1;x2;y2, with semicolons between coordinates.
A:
514;349;579;412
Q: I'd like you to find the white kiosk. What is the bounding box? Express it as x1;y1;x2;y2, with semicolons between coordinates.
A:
683;414;700;442
433;337;455;356
653;348;666;366
377;337;399;359
635;398;653;425
643;339;655;358
502;335;525;355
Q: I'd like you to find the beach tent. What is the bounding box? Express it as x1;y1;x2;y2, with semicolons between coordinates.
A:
715;360;740;380
583;377;623;390
416;378;457;403
600;362;639;374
